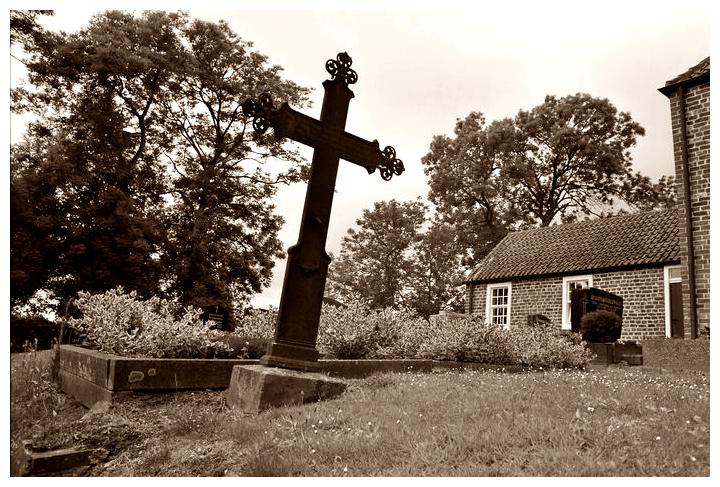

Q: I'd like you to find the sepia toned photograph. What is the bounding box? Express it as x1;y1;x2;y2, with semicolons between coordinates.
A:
8;0;711;478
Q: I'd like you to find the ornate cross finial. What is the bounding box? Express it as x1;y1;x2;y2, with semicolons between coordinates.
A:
241;93;275;133
378;146;405;181
325;52;358;85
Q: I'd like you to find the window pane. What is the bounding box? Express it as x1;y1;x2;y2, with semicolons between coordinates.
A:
492;287;508;305
669;267;681;280
489;285;510;327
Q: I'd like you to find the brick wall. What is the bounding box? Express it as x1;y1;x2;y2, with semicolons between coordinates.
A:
466;266;668;341
465;277;564;325
510;277;563;326
668;80;710;337
593;268;666;341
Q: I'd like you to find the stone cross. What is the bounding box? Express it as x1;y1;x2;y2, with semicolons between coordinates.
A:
242;52;404;371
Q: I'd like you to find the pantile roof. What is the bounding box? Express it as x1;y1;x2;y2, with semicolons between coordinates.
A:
466;209;679;283
659;57;710;95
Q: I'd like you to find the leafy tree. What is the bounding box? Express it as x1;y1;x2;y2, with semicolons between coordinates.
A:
327;200;426;310
621;174;676;211
11;11;310;315
405;222;466;319
12;11;185;308
10;10;53;50
10;140;63;307
506;94;646;225
422;113;520;268
158;18;309;311
422;93;662;269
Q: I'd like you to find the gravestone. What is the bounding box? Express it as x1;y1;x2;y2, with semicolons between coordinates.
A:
570;287;623;334
201;305;229;330
226;52;403;412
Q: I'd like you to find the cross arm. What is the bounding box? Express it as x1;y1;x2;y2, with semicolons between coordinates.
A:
242;95;404;180
270;104;381;174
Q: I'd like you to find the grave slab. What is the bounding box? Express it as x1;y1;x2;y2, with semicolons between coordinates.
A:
225;365;347;413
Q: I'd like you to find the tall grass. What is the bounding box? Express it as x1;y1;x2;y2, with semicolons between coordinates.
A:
62;367;709;476
10;342;67;451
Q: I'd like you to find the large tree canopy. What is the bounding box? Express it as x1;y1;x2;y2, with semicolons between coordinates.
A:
422;93;671;269
11;10;310;315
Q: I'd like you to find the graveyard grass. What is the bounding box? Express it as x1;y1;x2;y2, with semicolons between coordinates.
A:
11;352;709;477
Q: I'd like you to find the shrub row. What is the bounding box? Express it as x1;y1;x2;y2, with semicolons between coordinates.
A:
318;303;592;368
65;288;592;368
69;288;232;358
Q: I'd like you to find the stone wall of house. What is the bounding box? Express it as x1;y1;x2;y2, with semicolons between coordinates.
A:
593;268;667;341
668;79;710;337
465;266;668;341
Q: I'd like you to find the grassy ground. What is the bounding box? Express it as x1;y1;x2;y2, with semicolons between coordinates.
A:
10;354;709;476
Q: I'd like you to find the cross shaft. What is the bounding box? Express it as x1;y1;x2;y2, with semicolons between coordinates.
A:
243;53;403;370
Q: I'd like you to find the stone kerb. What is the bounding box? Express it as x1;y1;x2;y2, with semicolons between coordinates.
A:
58;346;438;408
57;345;561;410
58;345;257;407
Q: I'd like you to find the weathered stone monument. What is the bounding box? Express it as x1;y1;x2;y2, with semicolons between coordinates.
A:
201;305;229;330
225;52;404;412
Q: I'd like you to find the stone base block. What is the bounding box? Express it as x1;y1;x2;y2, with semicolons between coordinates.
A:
225;365;347;413
588;342;615;365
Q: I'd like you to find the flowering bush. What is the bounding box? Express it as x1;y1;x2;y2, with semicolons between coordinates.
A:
69;287;231;358
317;301;385;359
417;315;516;363
507;323;594;368
316;302;591;368
317;301;443;359
227;310;277;358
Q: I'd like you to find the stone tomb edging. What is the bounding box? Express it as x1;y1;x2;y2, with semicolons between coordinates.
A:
58;345;454;408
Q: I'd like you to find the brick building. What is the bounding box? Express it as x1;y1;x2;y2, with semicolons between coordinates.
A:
659;57;710;338
464;209;681;341
464;57;710;342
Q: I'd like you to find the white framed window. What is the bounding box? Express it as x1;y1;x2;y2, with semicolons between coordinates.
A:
664;265;682;338
486;282;512;328
561;275;593;330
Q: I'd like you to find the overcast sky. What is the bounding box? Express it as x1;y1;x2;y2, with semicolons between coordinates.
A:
8;1;712;308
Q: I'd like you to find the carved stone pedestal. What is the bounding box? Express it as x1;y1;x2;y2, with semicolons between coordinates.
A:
225;365;347;413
